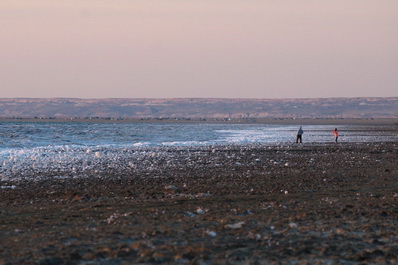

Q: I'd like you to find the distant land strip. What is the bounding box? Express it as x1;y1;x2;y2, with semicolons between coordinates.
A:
0;97;397;120
1;117;398;126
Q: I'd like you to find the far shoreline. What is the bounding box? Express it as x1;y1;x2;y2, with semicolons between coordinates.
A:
0;117;397;126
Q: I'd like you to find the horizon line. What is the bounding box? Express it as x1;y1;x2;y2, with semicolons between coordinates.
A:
1;96;397;100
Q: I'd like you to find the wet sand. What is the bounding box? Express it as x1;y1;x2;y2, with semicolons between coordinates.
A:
1;142;398;264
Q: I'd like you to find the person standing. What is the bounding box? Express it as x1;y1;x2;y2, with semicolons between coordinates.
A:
332;128;339;143
296;126;303;143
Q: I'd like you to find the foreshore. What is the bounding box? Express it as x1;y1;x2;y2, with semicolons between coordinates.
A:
1;142;398;264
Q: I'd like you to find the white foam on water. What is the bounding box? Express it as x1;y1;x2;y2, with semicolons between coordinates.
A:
1;123;396;181
160;140;216;146
132;142;152;147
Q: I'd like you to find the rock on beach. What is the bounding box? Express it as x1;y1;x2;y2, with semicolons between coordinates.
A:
0;142;397;264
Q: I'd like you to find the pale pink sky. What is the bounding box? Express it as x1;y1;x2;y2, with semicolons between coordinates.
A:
1;0;397;98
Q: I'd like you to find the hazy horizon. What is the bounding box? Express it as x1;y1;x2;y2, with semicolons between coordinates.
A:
1;97;397;119
1;96;398;100
1;1;397;99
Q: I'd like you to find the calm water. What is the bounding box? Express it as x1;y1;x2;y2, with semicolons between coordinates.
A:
0;122;396;181
0;122;397;150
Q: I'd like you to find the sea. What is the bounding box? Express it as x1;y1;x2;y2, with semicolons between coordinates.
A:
0;121;397;181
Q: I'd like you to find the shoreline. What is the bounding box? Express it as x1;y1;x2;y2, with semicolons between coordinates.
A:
2;142;398;183
1;142;397;264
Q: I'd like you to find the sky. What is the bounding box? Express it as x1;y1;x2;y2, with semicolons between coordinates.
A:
1;0;397;99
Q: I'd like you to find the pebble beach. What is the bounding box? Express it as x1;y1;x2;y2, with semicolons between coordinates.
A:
1;141;397;264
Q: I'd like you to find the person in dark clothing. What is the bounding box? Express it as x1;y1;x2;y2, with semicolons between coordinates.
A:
296;126;303;143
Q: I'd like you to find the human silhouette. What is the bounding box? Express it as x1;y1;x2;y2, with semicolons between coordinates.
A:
296;126;303;143
332;128;339;143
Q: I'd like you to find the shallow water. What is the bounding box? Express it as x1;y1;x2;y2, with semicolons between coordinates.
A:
1;122;396;149
0;122;397;181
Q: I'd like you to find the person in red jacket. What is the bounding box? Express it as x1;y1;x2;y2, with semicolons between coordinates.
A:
332;128;339;143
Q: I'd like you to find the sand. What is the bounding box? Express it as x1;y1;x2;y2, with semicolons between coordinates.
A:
1;142;398;264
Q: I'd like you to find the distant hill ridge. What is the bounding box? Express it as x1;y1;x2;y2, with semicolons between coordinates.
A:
0;97;397;118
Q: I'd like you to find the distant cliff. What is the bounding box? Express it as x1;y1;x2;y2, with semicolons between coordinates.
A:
0;97;397;118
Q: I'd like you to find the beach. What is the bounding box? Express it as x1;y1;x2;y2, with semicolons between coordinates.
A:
2;0;398;262
1;142;397;264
